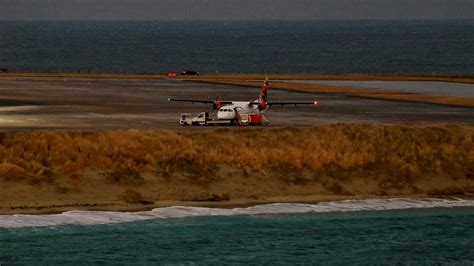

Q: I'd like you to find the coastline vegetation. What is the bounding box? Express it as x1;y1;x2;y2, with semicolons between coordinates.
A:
0;124;472;213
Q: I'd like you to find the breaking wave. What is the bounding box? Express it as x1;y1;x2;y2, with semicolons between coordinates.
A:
1;198;473;228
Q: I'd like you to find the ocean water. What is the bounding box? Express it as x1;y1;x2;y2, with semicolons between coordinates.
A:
1;20;473;74
1;199;474;264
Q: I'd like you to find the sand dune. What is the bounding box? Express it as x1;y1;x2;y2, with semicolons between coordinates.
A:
0;124;472;214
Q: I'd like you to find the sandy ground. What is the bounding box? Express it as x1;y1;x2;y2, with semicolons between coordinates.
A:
0;76;472;131
2;167;472;215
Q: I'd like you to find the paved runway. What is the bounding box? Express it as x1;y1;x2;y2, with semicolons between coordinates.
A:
0;77;472;130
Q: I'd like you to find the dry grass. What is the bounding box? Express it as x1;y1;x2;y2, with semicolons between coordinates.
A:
0;125;472;193
1;124;473;214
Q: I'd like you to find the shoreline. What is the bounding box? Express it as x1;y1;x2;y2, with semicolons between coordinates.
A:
2;194;473;216
0;195;369;215
1;72;473;83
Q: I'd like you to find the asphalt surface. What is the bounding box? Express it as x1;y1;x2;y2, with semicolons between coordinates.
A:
0;77;472;130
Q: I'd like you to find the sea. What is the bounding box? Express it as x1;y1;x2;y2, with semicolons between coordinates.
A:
1;199;474;264
0;20;474;74
1;20;474;264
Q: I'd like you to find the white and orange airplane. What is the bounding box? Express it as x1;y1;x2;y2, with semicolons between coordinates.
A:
168;79;318;125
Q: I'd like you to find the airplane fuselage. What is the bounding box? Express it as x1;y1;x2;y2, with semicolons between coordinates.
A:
216;101;261;120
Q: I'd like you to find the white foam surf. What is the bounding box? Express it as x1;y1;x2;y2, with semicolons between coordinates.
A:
1;198;473;228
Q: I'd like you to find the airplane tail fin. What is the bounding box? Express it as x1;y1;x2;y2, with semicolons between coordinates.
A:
213;96;222;110
258;79;268;111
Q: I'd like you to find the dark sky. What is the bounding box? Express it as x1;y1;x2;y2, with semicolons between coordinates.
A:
1;0;473;21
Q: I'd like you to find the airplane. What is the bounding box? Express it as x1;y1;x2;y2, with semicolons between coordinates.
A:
168;79;318;125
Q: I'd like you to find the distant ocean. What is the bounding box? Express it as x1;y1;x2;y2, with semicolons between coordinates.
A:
0;20;473;74
1;199;474;264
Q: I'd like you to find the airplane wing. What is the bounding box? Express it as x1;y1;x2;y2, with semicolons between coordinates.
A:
168;98;233;104
261;101;318;106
